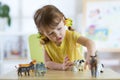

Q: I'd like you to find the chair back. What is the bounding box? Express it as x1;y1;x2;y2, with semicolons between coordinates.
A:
28;34;44;62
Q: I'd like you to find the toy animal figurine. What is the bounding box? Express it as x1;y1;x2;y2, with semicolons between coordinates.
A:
97;63;104;75
72;59;85;72
15;60;36;76
90;53;104;78
90;55;98;77
17;65;31;76
34;62;47;76
19;60;36;67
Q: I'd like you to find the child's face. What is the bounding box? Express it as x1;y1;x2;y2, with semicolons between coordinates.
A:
42;20;66;44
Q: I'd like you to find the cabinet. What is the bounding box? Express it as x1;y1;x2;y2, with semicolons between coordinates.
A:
0;32;30;75
0;32;29;60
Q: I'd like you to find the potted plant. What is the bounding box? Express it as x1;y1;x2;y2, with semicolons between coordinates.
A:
0;2;11;31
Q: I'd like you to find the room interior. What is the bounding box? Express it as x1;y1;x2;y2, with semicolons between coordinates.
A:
0;0;120;75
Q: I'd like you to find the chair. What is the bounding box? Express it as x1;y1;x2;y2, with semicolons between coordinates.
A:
28;34;44;62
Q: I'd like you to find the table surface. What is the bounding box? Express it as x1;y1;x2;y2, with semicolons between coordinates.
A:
0;68;120;79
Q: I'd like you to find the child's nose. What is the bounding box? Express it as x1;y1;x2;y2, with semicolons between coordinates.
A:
55;33;59;38
54;31;60;38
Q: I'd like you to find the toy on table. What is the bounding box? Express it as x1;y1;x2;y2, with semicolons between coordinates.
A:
34;62;47;76
72;59;85;72
90;54;98;77
15;60;47;77
15;60;36;76
90;52;104;78
97;63;104;74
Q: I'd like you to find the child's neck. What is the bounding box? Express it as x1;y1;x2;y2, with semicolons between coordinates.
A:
55;42;62;46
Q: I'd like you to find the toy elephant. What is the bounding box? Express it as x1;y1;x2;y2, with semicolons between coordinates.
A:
34;62;47;76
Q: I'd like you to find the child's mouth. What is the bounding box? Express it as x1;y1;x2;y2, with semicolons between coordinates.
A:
57;37;62;41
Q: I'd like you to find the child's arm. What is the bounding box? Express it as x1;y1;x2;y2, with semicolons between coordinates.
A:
77;36;96;68
44;49;73;70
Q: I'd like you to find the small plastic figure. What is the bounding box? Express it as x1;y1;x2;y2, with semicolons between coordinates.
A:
17;66;31;76
90;53;104;78
97;63;104;75
34;62;47;76
15;60;36;76
72;59;85;72
90;55;98;77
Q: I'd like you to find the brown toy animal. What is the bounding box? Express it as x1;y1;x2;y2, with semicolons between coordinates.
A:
90;54;98;77
15;60;36;76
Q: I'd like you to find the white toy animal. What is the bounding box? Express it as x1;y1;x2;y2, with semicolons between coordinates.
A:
97;63;104;76
72;59;85;72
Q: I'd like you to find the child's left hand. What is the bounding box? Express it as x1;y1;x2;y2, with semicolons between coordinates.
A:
62;56;74;70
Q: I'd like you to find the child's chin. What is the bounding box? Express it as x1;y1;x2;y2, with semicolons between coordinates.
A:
56;40;62;45
58;39;63;43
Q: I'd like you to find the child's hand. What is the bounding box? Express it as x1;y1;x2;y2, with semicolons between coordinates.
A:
62;56;74;70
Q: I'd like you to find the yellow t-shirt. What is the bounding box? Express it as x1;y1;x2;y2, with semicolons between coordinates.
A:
44;30;84;63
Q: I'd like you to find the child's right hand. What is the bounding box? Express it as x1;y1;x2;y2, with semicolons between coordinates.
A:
62;56;74;70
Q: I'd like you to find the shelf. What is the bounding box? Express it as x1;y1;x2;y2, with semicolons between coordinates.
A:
97;48;120;53
3;57;28;61
0;33;29;62
0;32;30;36
3;58;29;62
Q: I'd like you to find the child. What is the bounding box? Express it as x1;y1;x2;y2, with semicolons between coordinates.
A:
34;5;96;70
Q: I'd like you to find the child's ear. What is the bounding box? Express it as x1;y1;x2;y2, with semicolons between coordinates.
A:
62;17;65;24
63;19;65;25
63;17;65;20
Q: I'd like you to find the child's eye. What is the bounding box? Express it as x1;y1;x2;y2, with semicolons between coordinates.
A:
58;27;62;30
48;32;53;36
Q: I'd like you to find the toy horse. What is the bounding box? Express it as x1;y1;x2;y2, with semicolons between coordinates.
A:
90;52;104;78
90;54;98;77
17;65;32;76
16;60;36;76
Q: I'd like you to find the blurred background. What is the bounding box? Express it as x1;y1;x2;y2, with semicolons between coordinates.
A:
0;0;120;75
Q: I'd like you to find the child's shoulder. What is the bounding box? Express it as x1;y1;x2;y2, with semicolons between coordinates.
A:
66;30;75;34
66;30;81;36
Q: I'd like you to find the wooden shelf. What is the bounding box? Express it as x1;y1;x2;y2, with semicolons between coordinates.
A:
0;32;30;36
97;48;120;53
